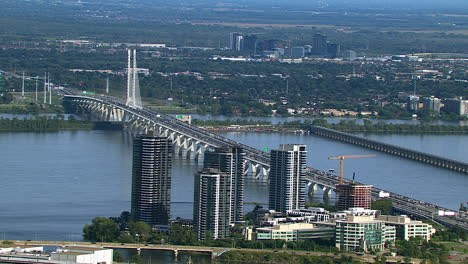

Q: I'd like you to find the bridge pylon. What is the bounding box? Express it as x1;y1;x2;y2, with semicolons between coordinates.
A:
126;49;142;109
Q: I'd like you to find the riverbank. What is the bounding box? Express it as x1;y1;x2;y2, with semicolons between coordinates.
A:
0;116;94;131
0;104;64;114
193;119;468;134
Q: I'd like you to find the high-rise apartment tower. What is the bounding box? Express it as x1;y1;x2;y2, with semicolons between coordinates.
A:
269;144;307;213
203;147;245;222
193;147;245;239
193;168;231;240
131;135;172;226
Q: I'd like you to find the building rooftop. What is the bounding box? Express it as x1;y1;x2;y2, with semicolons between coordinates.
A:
61;246;109;252
55;251;93;256
257;223;317;231
338;215;384;223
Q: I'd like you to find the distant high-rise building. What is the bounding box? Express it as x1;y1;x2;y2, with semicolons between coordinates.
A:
229;32;243;51
193;168;231;240
312;33;328;55
423;96;442;113
327;43;341;58
131;135;172;226
407;95;420;111
335;184;372;211
258;39;285;53
443;97;468;116
241;35;257;54
343;50;357;61
291;47;305;58
269;144;307;213
203;147;245;222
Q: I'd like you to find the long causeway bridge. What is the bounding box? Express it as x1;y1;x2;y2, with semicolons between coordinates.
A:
310;126;468;174
61;89;468;231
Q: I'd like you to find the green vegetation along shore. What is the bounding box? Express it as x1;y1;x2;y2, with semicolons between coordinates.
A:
193;118;468;134
216;251;358;264
311;119;468;134
0;116;94;131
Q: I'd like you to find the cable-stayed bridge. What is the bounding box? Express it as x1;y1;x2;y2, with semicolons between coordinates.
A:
61;89;467;231
60;50;467;230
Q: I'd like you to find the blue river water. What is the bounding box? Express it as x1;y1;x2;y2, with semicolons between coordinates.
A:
0;129;466;243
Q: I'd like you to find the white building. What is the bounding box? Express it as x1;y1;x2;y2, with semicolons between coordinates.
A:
377;215;436;241
335;215;395;252
257;223;335;242
0;245;43;254
51;246;112;264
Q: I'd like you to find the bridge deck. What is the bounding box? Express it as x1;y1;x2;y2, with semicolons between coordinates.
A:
62;90;468;230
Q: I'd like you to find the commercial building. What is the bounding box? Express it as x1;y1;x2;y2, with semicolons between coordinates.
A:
407;95;420;111
193;168;231;240
229;32;243;51
377;215;435;241
51;246;113;264
443;97;468;116
291;47;305;58
336;184;372;211
288;207;331;222
131;135;172;226
312;34;328;55
343;50;357;61
269;144;307;213
423;96;442;113
241;35;257;54
0;245;43;254
327;43;341;58
257;223;335;241
335;215;395;252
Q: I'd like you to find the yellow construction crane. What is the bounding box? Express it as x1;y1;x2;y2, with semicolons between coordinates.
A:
328;155;376;184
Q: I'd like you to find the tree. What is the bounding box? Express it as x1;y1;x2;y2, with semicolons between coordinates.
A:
372;199;393;215
169;224;198;245
131;254;143;264
83;217;120;242
127;221;152;242
113;250;125;263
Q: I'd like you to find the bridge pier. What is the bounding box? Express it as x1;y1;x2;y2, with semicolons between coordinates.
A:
248;161;269;182
307;182;318;198
323;187;333;201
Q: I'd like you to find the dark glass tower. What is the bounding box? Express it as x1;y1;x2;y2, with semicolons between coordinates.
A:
131;135;172;226
269;144;307;213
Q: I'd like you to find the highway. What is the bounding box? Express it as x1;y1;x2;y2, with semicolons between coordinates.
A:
61;88;468;231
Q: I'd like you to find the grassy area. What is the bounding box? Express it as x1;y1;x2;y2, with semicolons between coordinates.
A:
143;98;198;114
437;242;468;253
216;250;358;264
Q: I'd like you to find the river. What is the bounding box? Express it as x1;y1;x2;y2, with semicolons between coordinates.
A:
0;124;466;263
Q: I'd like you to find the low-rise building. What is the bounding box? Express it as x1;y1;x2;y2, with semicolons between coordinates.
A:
0;245;43;254
51;246;113;264
256;223;335;241
377;215;435;241
335;215;395;252
288;207;330;222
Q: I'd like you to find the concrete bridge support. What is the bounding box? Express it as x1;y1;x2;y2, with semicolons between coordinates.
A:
323;187;333;201
247;161;269;182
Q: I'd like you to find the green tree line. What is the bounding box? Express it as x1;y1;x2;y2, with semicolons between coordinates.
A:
311;119;468;133
0;116;93;131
